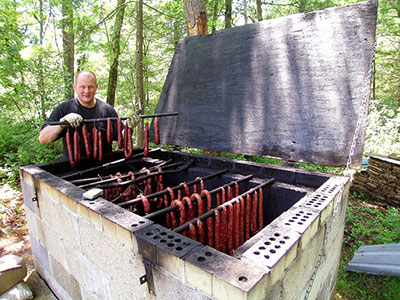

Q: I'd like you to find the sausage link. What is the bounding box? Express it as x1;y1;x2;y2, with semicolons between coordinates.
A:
82;124;92;158
239;197;245;246
66;128;75;168
216;192;221;206
92;127;98;160
221;206;228;254
107;117;113;144
164;187;175;228
234;202;240;250
227;203;234;255
197;219;205;244
191;193;204;217
195;177;204;193
227;186;233;201
221;187;226;204
189;223;197;241
258;187;263;232
98;130;103;161
144;122;149;157
170;200;178;229
251;191;258;235
201;190;213;247
245;194;251;240
141;195;151;214
126;126;133;159
172;200;186;226
182;196;195;221
73;129;80;163
117;117;123;149
235;182;239;197
214;210;221;251
154;117;160;145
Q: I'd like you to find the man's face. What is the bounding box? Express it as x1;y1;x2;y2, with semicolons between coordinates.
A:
73;72;98;107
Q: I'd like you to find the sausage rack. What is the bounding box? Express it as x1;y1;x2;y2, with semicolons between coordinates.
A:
20;1;377;300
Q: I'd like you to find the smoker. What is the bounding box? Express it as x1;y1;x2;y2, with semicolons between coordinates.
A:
20;1;377;299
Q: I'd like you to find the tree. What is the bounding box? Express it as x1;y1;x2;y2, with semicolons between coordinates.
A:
106;0;126;107
256;0;263;21
182;0;208;36
61;0;74;100
136;0;145;147
225;0;232;28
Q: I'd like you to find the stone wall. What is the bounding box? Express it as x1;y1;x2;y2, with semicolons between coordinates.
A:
351;156;400;208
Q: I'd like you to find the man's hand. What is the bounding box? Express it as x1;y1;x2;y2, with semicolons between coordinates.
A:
60;113;83;128
126;114;141;129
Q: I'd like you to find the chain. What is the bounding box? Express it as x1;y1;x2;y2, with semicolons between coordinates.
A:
303;42;376;300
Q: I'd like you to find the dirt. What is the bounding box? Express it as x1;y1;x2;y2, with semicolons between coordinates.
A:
0;184;34;271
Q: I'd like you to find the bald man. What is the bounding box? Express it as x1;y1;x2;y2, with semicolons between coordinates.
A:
39;70;120;159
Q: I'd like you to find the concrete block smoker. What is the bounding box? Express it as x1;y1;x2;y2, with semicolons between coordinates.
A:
20;1;377;299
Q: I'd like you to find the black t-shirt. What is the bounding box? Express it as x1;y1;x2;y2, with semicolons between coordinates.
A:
42;98;121;159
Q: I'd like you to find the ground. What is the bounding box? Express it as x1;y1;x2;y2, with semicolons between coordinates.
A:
0;184;33;271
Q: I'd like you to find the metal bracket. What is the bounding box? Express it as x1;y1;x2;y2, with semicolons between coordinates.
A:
140;259;156;296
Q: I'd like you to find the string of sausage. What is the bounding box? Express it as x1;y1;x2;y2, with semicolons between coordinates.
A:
107;117;113;144
201;190;213;247
117;117;123;149
73;128;81;163
258;187;263;232
82;124;92;158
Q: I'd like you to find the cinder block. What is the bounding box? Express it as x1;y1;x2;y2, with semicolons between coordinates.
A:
49;254;82;300
185;259;213;295
213;275;245;300
116;224;133;249
29;237;50;274
246;273;269;300
39;180;60;204
103;217;117;238
64;244;111;300
60;193;77;213
41;223;65;266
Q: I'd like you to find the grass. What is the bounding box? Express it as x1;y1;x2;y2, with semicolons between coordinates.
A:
334;193;400;299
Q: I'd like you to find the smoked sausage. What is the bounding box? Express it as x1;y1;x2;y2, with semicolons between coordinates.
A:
66;128;75;168
154;117;160;145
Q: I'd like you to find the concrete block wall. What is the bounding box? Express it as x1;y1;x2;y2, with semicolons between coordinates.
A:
21;165;349;300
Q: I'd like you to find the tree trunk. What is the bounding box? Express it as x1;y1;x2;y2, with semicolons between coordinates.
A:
243;0;248;24
182;0;208;36
39;0;45;119
106;0;126;107
212;0;219;33
256;0;263;21
225;0;232;29
136;0;145;147
61;0;74;100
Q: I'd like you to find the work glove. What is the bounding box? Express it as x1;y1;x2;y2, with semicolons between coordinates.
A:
60;113;83;128
126;114;141;129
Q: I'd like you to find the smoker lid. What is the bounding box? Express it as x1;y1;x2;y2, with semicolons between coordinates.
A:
152;1;377;167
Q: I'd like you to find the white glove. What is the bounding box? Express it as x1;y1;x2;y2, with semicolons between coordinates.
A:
126;114;141;129
60;113;83;128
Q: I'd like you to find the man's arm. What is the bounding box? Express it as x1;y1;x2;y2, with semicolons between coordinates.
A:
38;125;64;143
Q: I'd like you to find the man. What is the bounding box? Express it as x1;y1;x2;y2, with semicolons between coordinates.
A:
39;70;121;159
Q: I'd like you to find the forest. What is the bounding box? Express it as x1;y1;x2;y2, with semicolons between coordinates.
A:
0;0;399;182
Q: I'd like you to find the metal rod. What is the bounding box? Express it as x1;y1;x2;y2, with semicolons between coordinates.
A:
172;178;275;234
118;169;228;208
60;148;160;180
47;112;179;126
78;161;181;189
144;174;254;219
94;160;194;189
70;159;173;185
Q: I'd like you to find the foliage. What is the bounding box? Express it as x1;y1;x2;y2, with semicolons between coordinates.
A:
0;116;62;184
335;197;400;299
364;103;400;155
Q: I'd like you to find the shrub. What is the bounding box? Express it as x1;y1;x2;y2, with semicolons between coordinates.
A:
0;116;62;184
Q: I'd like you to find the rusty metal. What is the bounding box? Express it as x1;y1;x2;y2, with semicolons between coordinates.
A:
47;112;179;126
94;160;194;190
60;148;161;180
118;169;228;208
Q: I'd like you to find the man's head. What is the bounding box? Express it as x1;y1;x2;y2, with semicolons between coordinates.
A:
73;70;98;108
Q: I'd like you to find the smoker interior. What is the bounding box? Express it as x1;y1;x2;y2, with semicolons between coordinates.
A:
38;148;331;255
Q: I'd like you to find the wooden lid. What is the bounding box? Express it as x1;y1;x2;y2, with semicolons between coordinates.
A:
152;1;377;167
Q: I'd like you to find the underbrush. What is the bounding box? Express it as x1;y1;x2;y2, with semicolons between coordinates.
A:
0;116;62;185
335;195;400;299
